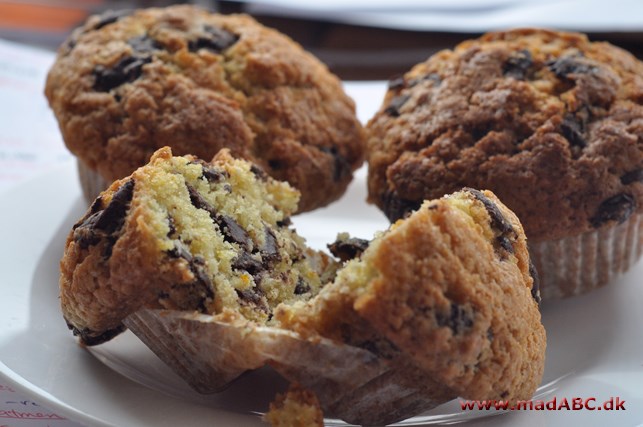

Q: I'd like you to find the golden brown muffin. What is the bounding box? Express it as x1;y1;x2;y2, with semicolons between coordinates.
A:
45;5;365;212
366;29;642;297
60;147;330;345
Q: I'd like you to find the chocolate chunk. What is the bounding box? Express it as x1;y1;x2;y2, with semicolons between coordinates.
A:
70;323;127;347
202;166;228;183
529;260;541;305
217;215;252;250
328;237;370;262
92;9;132;31
167;216;177;237
464;188;516;255
186;184;216;215
487;328;494;341
503;49;533;80
94;179;135;233
500;391;509;399
190;256;212;293
548;55;595;79
232;252;264;275
294;277;311;295
186;184;253;249
436;303;474;334
382;190;422;222
73;212;104;249
250;164;269;182
128;34;162;53
236;287;269;313
277;217;292;227
320;146;352;182
93;56;151;92
188;25;239;53
261;228;281;263
384;94;410;117
167;241;193;261
407;73;442;88
73;180;135;249
560;114;586;148
621;169;643;185
591;193;636;228
387;76;405;90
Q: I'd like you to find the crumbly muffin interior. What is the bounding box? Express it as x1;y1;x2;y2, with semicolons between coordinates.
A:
138;149;325;322
61;147;333;344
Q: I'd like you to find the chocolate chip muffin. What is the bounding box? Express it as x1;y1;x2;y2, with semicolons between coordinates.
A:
277;188;545;404
122;187;544;424
366;29;643;298
45;5;365;213
60;147;331;345
61;146;545;423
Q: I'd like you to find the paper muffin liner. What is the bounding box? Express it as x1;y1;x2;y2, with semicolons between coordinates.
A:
529;213;642;300
77;159;109;204
124;309;455;425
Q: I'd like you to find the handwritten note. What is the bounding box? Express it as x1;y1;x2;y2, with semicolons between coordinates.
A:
0;383;83;426
0;38;72;195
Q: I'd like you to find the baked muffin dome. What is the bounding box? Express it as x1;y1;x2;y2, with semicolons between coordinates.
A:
367;29;642;243
45;5;365;212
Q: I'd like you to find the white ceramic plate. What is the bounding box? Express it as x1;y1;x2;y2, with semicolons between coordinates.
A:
1;159;642;427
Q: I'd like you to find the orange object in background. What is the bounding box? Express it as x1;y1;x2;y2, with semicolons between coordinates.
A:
0;1;99;32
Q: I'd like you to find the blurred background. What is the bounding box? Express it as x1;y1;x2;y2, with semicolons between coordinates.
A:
0;0;642;80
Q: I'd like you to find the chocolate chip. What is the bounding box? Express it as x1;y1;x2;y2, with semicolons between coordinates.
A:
128;34;162;53
186;184;253;249
560;114;586;148
93;56;151;92
436;303;474;334
188;25;239;53
503;49;533;80
250;164;269;182
621;169;643;185
261;228;280;263
591;193;636;228
217;215;252;250
328;237;370;262
186;184;216;216
202;166;228;183
276;217;292;227
464;188;517;256
381;190;422;222
529;260;541;305
190;256;212;294
407;73;442;88
95;180;135;232
167;216;177;237
500;391;509;399
236;287;269;313
73;180;135;249
548;55;595;79
320;146;352;182
384;94;410;117
487;328;494;341
232;252;264;275
92;9;132;31
69;323;127;347
294;277;311;295
167;241;193;261
387;76;405;90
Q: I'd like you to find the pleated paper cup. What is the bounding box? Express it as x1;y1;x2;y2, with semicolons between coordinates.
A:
77;160;109;205
124;309;455;425
529;213;642;299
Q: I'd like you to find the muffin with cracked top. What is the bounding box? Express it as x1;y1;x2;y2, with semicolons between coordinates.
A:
366;28;643;299
45;5;365;213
